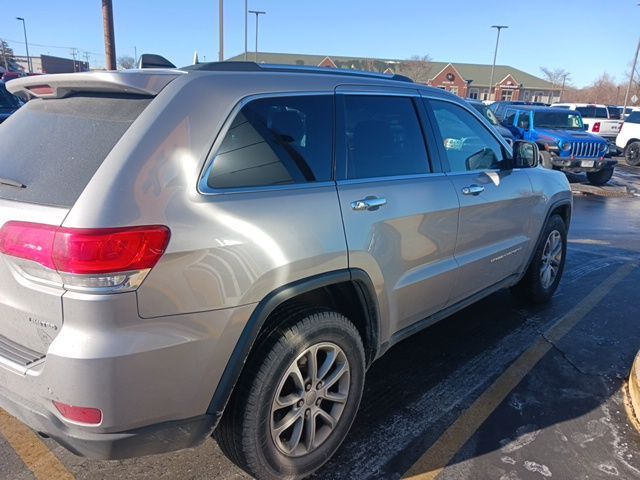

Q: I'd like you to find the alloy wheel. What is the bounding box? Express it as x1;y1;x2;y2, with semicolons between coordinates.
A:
270;342;350;457
540;230;562;289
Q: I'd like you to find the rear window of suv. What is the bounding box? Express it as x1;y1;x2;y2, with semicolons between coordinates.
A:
626;111;640;123
576;106;608;119
0;93;151;207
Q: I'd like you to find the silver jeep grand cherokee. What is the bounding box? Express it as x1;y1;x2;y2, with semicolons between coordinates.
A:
0;62;571;480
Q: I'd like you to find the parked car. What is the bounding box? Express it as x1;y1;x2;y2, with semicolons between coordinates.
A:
616;110;640;166
551;103;622;145
502;106;615;185
0;64;572;480
466;99;514;145
489;100;547;121
0;81;23;123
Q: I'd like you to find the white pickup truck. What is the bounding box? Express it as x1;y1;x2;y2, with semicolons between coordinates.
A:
551;103;622;146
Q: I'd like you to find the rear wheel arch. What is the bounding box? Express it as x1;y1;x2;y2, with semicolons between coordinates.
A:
625;138;640;148
207;269;380;419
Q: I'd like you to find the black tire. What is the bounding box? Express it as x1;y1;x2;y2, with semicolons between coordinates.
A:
625;141;640;166
511;214;567;304
539;150;553;169
215;310;365;480
586;168;614;186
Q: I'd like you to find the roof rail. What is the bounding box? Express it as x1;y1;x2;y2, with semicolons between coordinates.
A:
182;61;414;83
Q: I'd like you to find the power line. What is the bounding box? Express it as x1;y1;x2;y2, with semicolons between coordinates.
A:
1;37;101;56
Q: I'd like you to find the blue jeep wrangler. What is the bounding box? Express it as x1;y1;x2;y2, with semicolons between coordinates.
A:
503;106;617;185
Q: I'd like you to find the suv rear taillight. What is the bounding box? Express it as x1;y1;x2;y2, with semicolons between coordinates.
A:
592;122;601;133
0;222;170;292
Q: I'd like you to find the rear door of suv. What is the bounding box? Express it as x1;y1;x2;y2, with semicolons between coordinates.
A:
334;86;460;338
423;96;537;304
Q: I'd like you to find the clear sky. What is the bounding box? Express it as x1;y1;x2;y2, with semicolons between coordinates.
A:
0;0;638;87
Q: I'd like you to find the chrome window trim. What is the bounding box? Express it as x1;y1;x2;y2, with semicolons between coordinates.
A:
197;91;334;196
336;172;446;186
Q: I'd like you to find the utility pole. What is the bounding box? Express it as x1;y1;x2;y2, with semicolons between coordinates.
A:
0;40;8;71
488;25;508;101
133;46;138;66
559;73;568;102
16;17;32;73
244;0;248;61
249;10;266;63
102;0;116;70
219;0;224;61
623;36;640;117
83;52;90;71
71;48;78;72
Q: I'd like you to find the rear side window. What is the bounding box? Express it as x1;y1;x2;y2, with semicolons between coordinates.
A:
627;111;640;123
206;95;333;189
339;95;429;179
0;94;150;207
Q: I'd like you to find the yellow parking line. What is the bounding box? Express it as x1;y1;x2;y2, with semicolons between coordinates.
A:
0;409;74;480
403;262;636;480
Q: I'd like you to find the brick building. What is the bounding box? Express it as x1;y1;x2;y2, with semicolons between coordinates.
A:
227;52;558;103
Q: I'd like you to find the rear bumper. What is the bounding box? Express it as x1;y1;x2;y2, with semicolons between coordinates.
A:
0;383;217;459
0;292;255;459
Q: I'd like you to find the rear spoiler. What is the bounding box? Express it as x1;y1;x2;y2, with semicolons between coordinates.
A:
6;70;185;99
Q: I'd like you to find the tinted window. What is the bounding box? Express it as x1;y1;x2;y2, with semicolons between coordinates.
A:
0;83;21;109
608;106;621;119
504;110;517;126
627;111;640;123
207;95;332;189
517;113;530;129
534;111;583;129
576;106;608;119
430;100;505;172
340;95;429;179
0;94;150;207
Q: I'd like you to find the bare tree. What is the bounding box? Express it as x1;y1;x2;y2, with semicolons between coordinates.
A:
117;55;136;70
540;67;571;86
540;67;572;101
399;55;433;83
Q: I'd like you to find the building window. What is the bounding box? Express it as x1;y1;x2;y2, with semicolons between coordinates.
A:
481;89;489;101
469;88;479;100
449;86;459;96
501;90;513;101
533;91;543;102
438;86;446;90
523;90;531;101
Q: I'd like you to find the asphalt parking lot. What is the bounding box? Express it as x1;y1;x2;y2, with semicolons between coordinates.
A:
1;159;640;480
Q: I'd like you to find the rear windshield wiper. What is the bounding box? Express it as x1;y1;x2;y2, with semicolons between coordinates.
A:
0;177;26;188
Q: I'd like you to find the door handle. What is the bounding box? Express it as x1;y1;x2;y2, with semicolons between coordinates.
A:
351;196;387;211
461;185;485;196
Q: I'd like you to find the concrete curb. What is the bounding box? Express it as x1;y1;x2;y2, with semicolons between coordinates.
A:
628;351;640;430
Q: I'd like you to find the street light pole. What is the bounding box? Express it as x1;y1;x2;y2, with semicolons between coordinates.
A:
219;0;224;61
488;25;508;102
248;10;266;63
16;17;32;73
244;0;248;61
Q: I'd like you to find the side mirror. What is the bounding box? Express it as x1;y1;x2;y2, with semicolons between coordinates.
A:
583;124;589;131
513;140;539;168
